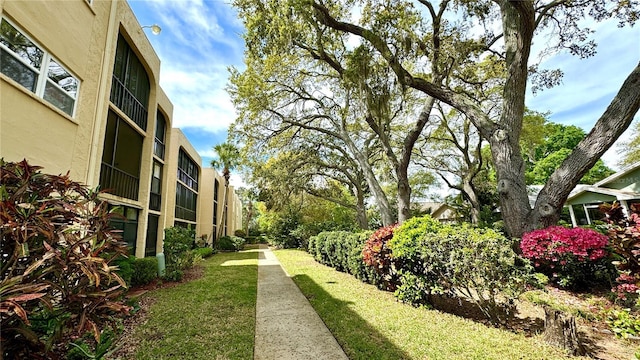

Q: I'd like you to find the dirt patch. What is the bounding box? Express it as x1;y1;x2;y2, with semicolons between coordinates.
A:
429;287;639;359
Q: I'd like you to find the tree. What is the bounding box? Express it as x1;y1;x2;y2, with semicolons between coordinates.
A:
228;56;397;225
307;0;640;237
231;0;449;224
211;142;241;240
525;123;614;185
236;187;259;235
416;104;486;224
251;147;371;229
618;120;640;168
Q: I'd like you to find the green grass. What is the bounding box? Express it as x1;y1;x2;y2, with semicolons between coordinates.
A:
521;289;599;321
275;249;581;360
132;250;258;359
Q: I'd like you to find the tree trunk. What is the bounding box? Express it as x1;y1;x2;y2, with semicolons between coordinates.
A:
342;132;395;226
492;1;536;239
397;168;412;223
245;201;253;235
543;307;586;356
461;177;480;225
218;176;230;240
355;188;369;229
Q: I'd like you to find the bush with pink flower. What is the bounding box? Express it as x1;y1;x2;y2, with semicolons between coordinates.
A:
599;202;640;308
520;226;616;289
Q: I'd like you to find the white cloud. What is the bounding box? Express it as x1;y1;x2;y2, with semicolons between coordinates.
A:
527;18;640;125
229;172;247;188
134;1;244;134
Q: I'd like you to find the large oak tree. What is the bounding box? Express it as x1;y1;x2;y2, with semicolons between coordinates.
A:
306;0;640;237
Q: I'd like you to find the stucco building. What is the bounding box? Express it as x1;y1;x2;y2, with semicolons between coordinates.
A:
0;0;242;257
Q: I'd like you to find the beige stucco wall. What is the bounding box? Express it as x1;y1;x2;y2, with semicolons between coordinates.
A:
0;0;112;181
92;0;164;258
151;88;174;254
199;168;217;245
1;0;244;257
165;128;203;236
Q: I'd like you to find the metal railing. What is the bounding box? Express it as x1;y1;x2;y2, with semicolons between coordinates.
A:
100;162;139;200
178;168;198;191
175;206;196;222
153;138;165;159
110;75;148;130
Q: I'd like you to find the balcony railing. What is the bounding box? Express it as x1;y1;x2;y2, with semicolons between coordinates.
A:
178;168;198;191
175;206;196;222
100;162;139;200
153;138;165;159
149;192;161;211
110;75;148;130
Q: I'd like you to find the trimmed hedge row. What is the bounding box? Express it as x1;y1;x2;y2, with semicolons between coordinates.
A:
308;230;380;285
308;215;531;325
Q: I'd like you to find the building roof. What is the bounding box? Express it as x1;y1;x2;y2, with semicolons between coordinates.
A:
593;161;640;188
566;161;640;205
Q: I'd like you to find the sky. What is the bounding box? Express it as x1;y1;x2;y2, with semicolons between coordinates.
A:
128;0;640;190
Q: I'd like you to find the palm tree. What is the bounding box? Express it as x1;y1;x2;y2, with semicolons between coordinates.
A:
211;142;240;241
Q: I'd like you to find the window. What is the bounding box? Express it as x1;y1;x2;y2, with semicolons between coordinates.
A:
0;18;79;116
100;110;143;200
145;214;159;257
175;183;197;222
111;34;149;130
177;149;199;191
108;204;139;254
149;161;162;211
154;111;166;159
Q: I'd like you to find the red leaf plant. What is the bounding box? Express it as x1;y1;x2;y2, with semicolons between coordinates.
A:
1;159;131;359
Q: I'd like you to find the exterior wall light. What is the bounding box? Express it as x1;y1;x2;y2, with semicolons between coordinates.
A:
142;24;162;35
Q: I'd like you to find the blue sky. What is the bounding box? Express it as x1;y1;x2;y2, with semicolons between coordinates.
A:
128;0;639;180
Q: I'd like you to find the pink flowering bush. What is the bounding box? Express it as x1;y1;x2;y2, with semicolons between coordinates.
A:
520;226;615;289
600;202;640;308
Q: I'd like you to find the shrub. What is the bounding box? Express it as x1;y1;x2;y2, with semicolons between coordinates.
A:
114;255;135;286
192;247;214;259
389;215;443;274
308;231;378;285
0;160;130;358
600;202;640;308
234;229;247;238
393;224;531;325
308;231;353;272
362;224;399;290
163;226;196;281
346;232;378;284
217;236;246;251
520;226;615;289
131;257;159;286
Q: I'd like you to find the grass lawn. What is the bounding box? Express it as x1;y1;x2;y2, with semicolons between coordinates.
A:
131;250;258;359
275;249;580;360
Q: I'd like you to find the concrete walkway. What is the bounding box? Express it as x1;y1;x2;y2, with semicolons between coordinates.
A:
254;244;348;360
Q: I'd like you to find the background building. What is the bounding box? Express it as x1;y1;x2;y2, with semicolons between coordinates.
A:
0;0;242;257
